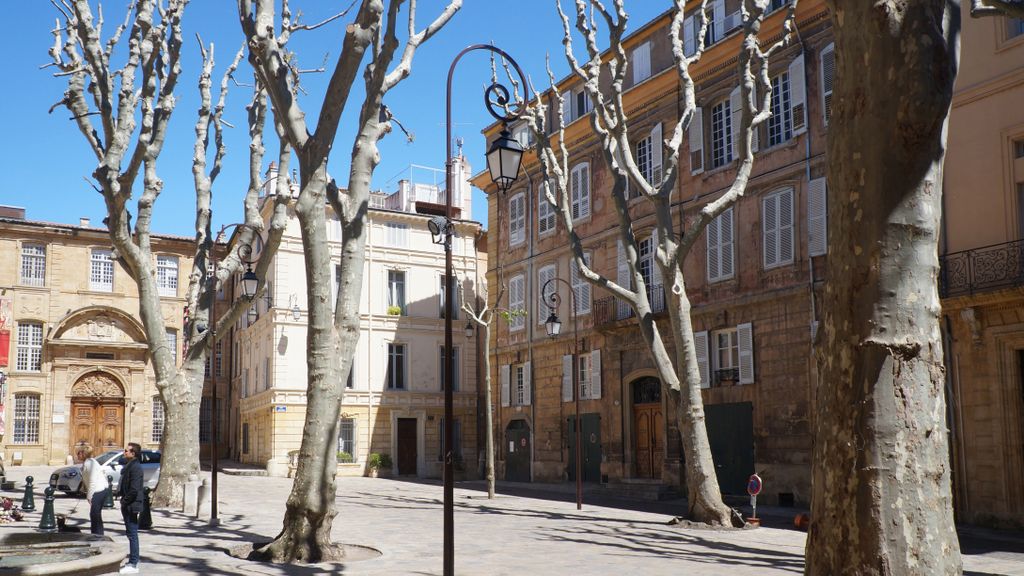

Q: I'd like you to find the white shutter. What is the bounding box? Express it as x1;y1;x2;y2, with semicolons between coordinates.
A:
738;323;754;384
707;216;720;281
808;177;828;256
562;355;573;402
538;265;556;324
617;240;631;319
500;364;511;407
590;350;602;400
821;44;835;126
713;0;726;43
650;230;664;289
683;15;695;56
779;188;794;263
651;123;663;186
580;164;591;218
562;91;573;126
572;253;592;315
764;194;779;268
721;208;735;278
632;42;651;85
522;361;532;406
690;107;704;174
695;330;710;388
730;86;742;160
789;54;807;135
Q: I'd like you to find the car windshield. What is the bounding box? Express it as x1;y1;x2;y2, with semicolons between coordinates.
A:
95;451;123;466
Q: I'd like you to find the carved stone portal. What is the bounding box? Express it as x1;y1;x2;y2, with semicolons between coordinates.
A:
70;372;125;398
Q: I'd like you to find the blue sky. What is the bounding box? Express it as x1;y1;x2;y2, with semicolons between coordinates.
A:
0;1;666;236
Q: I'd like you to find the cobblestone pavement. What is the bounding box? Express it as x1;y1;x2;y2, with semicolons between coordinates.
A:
2;466;1021;575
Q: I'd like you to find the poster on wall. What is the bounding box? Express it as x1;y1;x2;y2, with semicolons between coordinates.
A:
0;297;10;368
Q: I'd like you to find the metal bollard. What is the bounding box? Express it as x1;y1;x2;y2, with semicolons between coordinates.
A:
103;475;115;509
21;476;36;512
37;486;57;532
139;487;153;530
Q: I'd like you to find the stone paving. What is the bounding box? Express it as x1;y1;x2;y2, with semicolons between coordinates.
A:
2;465;1022;575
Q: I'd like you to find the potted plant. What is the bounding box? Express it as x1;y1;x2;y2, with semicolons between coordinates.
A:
386;305;402;316
368;453;392;478
337;451;354;464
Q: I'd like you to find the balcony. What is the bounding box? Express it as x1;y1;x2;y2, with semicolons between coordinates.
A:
594;284;666;328
713;368;739;386
940;239;1024;298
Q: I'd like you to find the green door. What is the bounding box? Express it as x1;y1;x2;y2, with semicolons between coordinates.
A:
505;420;531;482
567;413;602;483
704;402;754;495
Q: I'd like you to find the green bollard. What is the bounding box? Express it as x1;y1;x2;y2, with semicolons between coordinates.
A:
21;476;35;512
37;487;57;532
103;475;115;509
139;487;153;530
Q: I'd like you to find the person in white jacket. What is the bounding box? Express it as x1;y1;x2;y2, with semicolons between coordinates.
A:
81;448;110;536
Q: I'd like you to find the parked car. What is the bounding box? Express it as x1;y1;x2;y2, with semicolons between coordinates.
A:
51;450;161;496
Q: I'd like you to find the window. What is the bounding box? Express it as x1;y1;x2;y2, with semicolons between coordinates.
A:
637;135;652;183
387;343;406;389
439;275;458;319
438;418;463;462
166;329;177;366
768;72;793;146
711;100;733;169
199;397;222;443
387;270;406;315
20;244;45;286
1009;17;1024;39
696;323;753;387
1015;140;1024;159
90;249;114;291
385;223;408;247
821;44;835;126
562;87;592;125
338;418;357;462
500;363;531;407
538;265;556;324
512;123;534;148
157;255;178;297
703;5;718;48
508;275;525;332
263;355;270;390
578;353;592;399
509;192;526;246
571;253;592;315
242;423;250;454
638;235;664;311
439;346;460;391
562;351;602;400
570;163;591;221
13;394;40;444
151;397;165;443
632;41;652;84
714;328;739;385
16;322;43;372
706;207;735;282
514;364;526;405
763;188;795;268
538;184;557;235
346;365;355;389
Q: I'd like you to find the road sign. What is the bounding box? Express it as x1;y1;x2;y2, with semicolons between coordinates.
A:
747;473;763;496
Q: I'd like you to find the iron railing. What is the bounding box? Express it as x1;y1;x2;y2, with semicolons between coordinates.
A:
940;239;1024;298
713;368;739;385
593;284;666;328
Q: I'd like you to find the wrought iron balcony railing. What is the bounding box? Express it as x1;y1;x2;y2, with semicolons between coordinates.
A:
940;239;1024;298
593;284;666;328
713;368;739;385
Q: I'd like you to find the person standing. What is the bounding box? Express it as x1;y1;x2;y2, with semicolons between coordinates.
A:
81;448;109;536
117;442;144;574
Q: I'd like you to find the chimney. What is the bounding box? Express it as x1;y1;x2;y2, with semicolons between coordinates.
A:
0;206;26;220
80;217;91;228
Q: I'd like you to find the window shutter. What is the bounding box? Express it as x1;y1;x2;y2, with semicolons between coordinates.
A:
523;361;532;406
821;44;835;126
695;330;710;388
562;91;573;126
580;164;591;218
616;240;631;319
721;208;735;278
562;355;573;402
808;177;828;256
650;230;664;289
651;123;663;186
764;194;779;268
690;107;704;174
500;364;511;407
789;54;807;135
780;188;794;263
572;253;592;315
538;266;556;324
738;322;754;384
684;15;695;56
730;86;742;159
713;0;726;43
590;350;602;400
707;216;720;281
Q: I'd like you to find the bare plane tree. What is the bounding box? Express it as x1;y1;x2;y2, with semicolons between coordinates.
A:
524;0;796;526
238;0;461;563
47;0;290;509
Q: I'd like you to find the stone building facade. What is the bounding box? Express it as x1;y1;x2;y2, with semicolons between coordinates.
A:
232;162;487;479
0;208;198;466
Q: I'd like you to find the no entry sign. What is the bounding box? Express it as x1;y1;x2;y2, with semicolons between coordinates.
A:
747;474;763;497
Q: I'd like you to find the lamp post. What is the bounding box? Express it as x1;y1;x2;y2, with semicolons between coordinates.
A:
433;44;527;576
542;278;582;510
209;223;259;526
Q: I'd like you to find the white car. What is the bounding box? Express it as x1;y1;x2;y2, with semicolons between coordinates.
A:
51;450;161;496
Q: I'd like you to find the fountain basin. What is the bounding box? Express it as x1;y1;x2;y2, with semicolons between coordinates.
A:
0;531;123;575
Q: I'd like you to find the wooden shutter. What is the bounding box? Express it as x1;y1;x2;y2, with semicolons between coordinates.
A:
572;253;592;315
690;108;704;174
808;177;828;256
562;355;573;402
633;42;651;84
738;323;754;384
713;0;726;43
730;85;742;160
616;240;631;319
695;331;710;388
821;44;835;126
580;164;591;218
789;54;807;135
720;208;735;278
522;361;532;406
590;350;602;400
500;364;511;407
562;90;573;126
651;123;663;186
779;188;794;263
650;230;664;289
764;193;779;268
707;214;720;281
683;15;695;56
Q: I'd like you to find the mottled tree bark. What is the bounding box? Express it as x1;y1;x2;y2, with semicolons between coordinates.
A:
806;1;962;573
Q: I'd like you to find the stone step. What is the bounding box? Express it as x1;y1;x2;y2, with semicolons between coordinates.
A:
601;480;680;501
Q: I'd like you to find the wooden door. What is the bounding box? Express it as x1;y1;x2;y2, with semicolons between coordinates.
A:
567;413;602;483
397;418;418;475
70;400;124;462
505;420;531;482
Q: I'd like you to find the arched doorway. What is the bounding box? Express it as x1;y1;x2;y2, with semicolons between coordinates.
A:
505;419;531;482
632;377;664;479
69;371;126;463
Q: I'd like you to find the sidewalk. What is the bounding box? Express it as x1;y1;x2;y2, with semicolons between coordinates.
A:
1;465;1021;575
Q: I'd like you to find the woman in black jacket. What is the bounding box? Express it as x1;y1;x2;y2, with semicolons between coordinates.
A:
117;442;144;574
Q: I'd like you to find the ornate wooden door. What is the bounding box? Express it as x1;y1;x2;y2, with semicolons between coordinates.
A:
70;401;124;462
632;377;664;479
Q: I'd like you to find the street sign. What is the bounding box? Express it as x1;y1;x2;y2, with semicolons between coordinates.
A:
747;473;763;521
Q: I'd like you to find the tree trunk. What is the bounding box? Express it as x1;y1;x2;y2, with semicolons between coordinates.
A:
150;369;202;508
252;160;345;563
806;2;962;573
482;322;495;499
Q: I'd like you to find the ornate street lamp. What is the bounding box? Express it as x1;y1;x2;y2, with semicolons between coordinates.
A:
542;278;582;510
437;44;529;576
464;321;475;340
